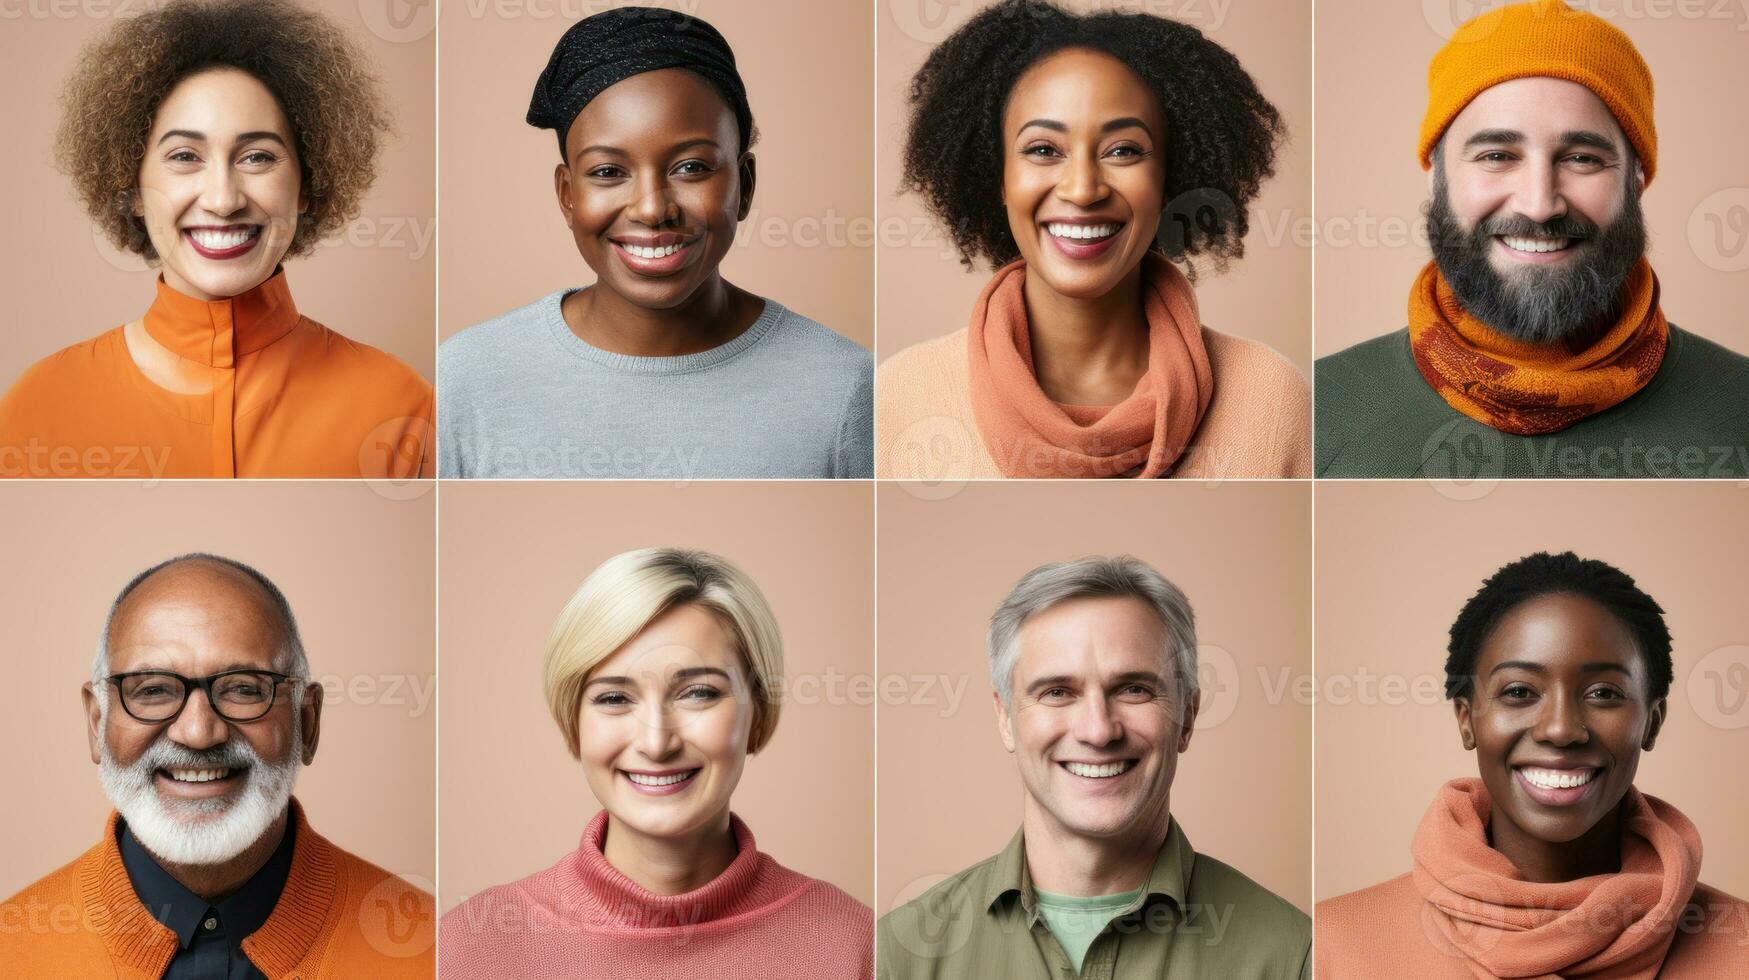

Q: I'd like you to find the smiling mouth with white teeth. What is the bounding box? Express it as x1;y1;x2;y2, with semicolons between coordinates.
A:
1498;234;1578;254
624;769;698;786
182;224;264;259
620;241;690;259
1045;222;1122;242
1516;765;1598;790
159;766;243;783
1060;759;1136;779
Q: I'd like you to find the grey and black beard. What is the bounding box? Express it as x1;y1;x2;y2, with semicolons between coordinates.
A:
1426;178;1645;346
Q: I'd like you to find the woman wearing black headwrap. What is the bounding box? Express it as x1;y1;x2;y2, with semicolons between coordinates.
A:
437;7;872;479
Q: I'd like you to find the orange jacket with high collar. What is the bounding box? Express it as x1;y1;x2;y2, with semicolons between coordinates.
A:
0;799;434;979
0;271;432;479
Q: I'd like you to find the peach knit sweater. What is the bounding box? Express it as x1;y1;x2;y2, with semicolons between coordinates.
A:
1318;780;1749;979
439;811;873;979
876;327;1310;479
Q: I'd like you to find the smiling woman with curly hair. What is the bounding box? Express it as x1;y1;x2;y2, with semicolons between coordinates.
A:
0;0;432;479
875;0;1309;480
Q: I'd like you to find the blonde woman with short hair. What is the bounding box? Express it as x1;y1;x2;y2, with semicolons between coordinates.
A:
439;547;872;979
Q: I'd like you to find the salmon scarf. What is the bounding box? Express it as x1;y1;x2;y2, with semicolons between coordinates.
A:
966;253;1213;478
1411;778;1702;980
1407;259;1667;436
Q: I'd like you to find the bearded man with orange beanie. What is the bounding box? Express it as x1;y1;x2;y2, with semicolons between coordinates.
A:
1316;0;1749;478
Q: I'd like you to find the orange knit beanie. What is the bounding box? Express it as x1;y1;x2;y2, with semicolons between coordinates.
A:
1419;0;1656;185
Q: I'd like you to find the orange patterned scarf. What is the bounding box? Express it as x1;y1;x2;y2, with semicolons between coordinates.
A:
966;254;1214;478
1407;259;1667;436
1412;778;1702;980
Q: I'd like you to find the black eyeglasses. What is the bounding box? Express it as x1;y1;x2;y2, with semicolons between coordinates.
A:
105;669;295;724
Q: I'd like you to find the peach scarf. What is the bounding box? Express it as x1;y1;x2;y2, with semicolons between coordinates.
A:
966;254;1213;478
1407;259;1667;436
1412;778;1702;980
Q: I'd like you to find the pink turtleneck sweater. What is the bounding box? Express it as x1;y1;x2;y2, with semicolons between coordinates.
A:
438;811;872;979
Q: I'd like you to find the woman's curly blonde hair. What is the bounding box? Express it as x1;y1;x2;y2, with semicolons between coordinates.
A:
54;0;394;261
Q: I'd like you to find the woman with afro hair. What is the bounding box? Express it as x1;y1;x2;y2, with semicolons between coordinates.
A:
0;0;431;479
876;0;1308;479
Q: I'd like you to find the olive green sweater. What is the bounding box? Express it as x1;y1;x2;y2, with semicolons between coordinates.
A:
1315;325;1749;478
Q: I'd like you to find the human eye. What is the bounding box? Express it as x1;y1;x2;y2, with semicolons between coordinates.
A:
1497;682;1537;702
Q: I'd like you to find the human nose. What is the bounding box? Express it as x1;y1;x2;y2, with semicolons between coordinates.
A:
164;682;231;750
197;160;248;218
1071;693;1124;746
635;700;684;759
1054;150;1109;209
628;169;680;226
1531;689;1590;747
1507;156;1567;226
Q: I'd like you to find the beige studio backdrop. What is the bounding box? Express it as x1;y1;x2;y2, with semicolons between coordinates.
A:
1316;480;1749;902
875;0;1312;373
877;480;1312;917
0;480;436;898
438;480;874;915
438;0;874;348
1316;0;1749;357
0;0;437;383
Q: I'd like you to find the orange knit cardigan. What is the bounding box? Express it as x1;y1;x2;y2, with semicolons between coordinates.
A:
0;799;433;979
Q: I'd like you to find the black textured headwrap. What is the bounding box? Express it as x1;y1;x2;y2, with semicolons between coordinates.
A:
526;6;752;159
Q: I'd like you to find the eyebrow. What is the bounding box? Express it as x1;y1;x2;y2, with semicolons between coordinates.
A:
123;661;277;675
571;137;723;166
1486;660;1632;677
1015;116;1156;140
1460;128;1620;154
584;666;733;690
155;129;289;149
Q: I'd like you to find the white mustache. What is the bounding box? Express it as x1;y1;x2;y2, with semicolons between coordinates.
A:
128;737;260;777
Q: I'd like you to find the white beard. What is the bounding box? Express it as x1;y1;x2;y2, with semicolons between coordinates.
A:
98;711;302;866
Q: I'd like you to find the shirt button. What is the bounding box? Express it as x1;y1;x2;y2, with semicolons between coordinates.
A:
204;917;218;931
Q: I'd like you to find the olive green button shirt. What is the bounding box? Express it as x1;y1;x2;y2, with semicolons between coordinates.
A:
877;818;1310;980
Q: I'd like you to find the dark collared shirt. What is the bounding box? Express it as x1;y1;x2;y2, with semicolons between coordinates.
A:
118;814;296;980
877;817;1311;979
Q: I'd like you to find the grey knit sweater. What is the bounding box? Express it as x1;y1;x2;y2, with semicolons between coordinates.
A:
438;290;873;479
